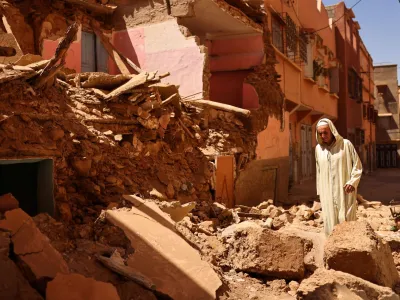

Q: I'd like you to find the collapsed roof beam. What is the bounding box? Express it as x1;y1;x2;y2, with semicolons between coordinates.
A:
60;0;117;15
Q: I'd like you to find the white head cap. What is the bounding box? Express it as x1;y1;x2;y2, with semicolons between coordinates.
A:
316;120;329;128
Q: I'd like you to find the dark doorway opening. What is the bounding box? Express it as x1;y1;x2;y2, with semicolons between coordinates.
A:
0;159;54;216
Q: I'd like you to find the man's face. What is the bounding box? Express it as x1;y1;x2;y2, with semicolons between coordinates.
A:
317;125;333;145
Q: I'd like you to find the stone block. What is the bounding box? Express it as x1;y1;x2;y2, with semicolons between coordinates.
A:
297;269;399;300
222;223;305;280
324;221;399;288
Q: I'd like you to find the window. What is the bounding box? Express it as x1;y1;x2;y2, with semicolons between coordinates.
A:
368;105;374;121
355;128;365;146
373;110;377;124
272;16;284;53
285;15;298;61
363;104;367;119
348;69;362;101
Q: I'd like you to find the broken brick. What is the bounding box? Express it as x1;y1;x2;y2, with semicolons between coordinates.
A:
0;193;19;213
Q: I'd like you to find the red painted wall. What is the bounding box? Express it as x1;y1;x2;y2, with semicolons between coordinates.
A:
42;39;82;73
210;71;251;108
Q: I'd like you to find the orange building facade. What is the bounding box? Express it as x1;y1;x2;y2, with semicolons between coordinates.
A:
262;0;339;202
360;40;377;173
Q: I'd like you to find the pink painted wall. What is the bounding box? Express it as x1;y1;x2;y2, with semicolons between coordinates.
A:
42;39;81;73
111;20;205;99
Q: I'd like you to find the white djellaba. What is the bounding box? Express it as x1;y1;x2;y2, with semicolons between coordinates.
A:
315;118;363;236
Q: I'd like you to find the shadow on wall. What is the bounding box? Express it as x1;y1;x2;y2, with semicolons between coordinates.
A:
377;85;398;113
235;157;289;207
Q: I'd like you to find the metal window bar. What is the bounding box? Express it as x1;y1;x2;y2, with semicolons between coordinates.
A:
285;14;298;62
299;32;308;63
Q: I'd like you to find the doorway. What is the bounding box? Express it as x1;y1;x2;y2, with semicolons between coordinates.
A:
301;124;313;179
81;31;108;73
377;144;398;168
0;159;54;216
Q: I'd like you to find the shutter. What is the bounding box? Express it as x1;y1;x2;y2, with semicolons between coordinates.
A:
363;104;367;119
81;32;95;72
329;67;339;94
96;36;109;73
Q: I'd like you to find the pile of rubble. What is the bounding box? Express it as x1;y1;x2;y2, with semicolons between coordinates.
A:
3;189;400;299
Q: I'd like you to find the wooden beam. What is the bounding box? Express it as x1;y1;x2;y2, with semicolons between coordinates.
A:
33;22;79;88
104;73;148;101
186;99;251;117
96;251;156;290
91;20;131;75
61;0;116;14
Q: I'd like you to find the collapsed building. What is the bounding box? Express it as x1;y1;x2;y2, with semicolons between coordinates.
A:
0;0;287;208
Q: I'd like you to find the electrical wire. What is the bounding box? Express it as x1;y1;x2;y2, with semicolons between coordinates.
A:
312;0;363;34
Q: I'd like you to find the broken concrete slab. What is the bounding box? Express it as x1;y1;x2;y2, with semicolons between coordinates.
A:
106;195;222;300
297;269;400;300
0;209;69;292
0;193;19;213
158;201;196;222
46;273;120;300
281;225;326;272
324;221;399;288
221;222;305;280
0;208;30;234
0;258;43;300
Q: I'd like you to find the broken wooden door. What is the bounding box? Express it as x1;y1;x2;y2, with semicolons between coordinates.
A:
81;31;108;73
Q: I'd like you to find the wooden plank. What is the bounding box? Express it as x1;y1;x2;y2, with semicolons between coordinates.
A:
96;251;156;290
61;0;116;14
34;22;79;88
104;73;148;101
186;99;251;117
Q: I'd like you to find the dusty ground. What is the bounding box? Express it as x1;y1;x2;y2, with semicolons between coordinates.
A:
289;169;400;205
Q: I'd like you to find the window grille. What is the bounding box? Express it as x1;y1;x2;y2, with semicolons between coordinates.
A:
285;14;298;61
272;16;284;53
299;32;308;63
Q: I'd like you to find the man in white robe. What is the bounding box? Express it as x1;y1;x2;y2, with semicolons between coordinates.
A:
315;118;363;236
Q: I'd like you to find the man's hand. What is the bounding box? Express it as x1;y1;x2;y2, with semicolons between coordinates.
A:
344;184;355;194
